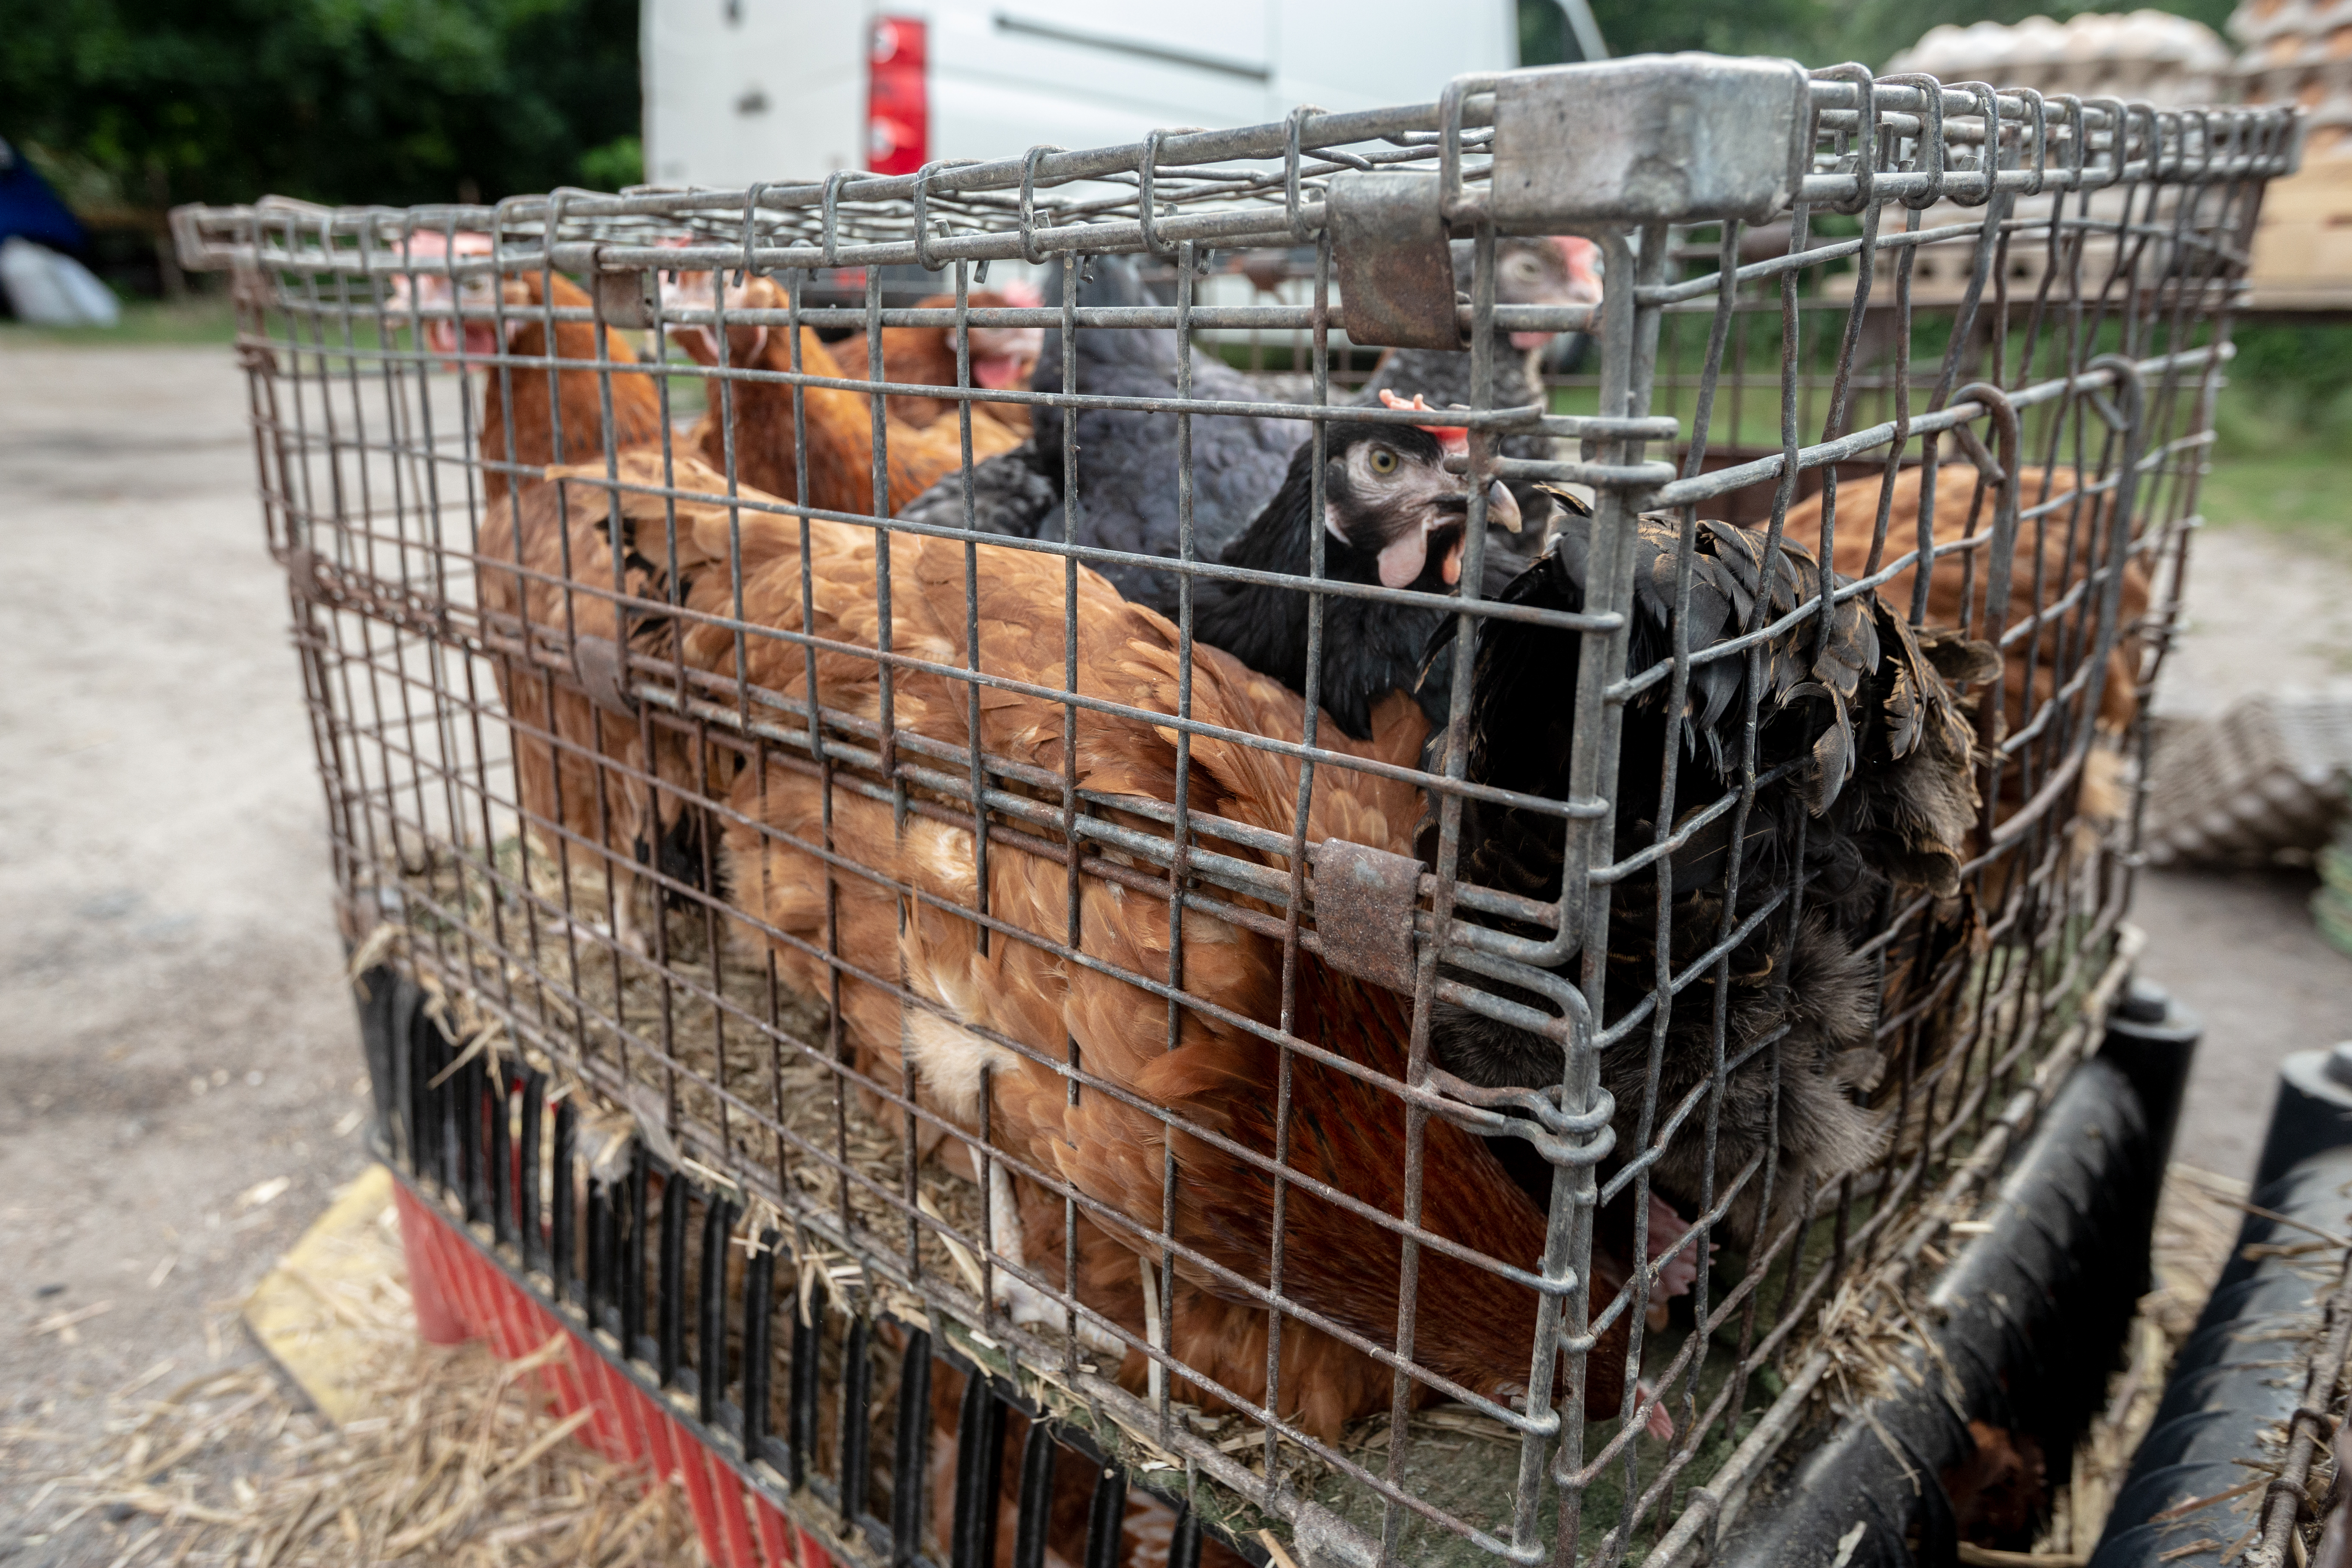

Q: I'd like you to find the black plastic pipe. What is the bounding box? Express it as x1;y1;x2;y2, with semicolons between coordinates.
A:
2089;1044;2352;1568
1715;984;2203;1567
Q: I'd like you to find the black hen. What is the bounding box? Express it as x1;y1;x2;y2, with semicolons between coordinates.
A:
1425;496;1981;1250
1357;236;1601;539
893;255;1304;601
1188;421;1520;740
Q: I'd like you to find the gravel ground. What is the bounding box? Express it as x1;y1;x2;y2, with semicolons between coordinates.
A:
2136;520;2352;1182
1;342;2346;1562
0;346;372;1565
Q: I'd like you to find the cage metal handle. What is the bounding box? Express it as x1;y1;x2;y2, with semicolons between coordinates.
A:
1437;71;1501;230
1016;144;1067;266
820;170;856;268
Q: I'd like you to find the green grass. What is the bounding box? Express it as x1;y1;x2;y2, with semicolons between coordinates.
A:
2202;383;2352;554
0;295;239;346
2197;443;2352;553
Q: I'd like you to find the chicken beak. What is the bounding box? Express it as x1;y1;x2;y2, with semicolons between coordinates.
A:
1366;460;1516;590
1486;478;1522;535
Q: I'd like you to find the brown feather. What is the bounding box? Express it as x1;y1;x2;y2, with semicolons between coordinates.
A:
476;271;665;506
680;488;1638;1442
671;277;1026;518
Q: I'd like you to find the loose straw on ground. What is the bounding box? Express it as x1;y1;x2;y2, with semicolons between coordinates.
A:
17;1193;707;1568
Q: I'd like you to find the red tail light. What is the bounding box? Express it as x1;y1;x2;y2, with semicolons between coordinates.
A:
867;16;928;175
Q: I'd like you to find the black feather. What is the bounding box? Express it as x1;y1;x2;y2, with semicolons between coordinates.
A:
1189;421;1495;739
1424;509;1981;1246
888;255;1307;599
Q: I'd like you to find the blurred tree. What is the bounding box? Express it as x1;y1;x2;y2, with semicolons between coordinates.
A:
1522;0;1576;63
0;0;641;213
575;133;642;191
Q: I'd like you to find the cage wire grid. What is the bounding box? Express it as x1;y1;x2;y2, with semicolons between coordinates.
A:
174;61;2295;1568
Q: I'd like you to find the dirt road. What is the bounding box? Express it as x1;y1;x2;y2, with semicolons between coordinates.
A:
1;346;368;1565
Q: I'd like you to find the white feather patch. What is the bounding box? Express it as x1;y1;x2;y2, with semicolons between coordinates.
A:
900;1005;1014;1124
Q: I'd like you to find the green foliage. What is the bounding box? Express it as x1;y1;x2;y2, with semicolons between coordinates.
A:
1586;0;1843;62
0;0;641;211
2221;322;2352;431
2199;322;2352;547
2199;447;2352;556
576;132;641;191
1520;0;1577;64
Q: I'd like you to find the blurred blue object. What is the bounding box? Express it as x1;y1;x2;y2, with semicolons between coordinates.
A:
0;135;88;255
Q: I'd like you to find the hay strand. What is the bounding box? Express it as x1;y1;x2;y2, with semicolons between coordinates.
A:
20;1186;707;1568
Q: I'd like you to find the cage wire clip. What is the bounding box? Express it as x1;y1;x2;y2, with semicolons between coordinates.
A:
282;545;334;607
1479;55;1813;228
594;263;657;330
1310;838;1424;991
1326;171;1462;351
571;634;637;720
1332;56;1814;348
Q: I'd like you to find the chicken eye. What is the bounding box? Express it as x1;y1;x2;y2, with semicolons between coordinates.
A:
1369;447;1399;475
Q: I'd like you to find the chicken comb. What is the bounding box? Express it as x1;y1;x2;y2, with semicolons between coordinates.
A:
1550;234;1603;282
1376;389;1470;455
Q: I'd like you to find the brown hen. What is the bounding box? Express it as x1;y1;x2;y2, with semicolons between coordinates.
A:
668;276;1026;517
658;490;1648;1444
842;286;1042;436
477;454;760;952
476;270;665;505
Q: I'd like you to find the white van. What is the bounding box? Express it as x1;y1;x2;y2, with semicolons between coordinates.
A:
641;0;1580;189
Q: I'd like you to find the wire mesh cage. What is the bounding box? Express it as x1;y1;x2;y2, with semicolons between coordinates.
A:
174;55;2297;1568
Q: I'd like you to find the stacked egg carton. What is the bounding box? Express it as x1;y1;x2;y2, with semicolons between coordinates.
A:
1890;11;2236;105
2234;0;2352;153
2232;0;2349;301
2141;686;2352;867
1855;14;2234;306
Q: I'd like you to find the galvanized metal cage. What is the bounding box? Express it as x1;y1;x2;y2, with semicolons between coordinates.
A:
175;56;2297;1568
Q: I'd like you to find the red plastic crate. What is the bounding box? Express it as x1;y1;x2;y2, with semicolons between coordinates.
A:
392;1175;836;1568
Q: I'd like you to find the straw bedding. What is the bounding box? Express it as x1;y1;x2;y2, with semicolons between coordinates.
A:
22;1185;706;1568
380;834;994;1319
